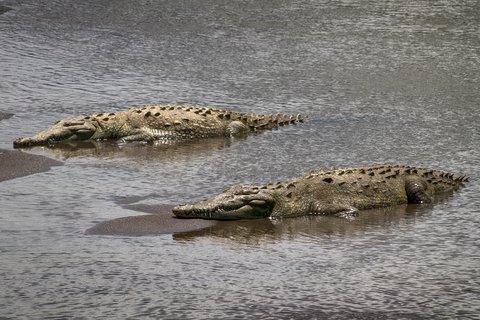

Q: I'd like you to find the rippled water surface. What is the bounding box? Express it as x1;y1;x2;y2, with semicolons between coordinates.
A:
1;0;479;319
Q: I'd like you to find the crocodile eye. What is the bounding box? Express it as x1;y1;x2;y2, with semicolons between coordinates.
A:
238;188;259;195
63;121;84;127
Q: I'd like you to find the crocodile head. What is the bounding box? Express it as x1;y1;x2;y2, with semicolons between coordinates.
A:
173;185;275;220
14;117;99;148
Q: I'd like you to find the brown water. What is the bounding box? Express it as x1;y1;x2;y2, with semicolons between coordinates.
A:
1;0;479;319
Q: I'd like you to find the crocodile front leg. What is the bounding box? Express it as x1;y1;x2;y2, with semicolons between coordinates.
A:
119;128;156;142
120;127;188;142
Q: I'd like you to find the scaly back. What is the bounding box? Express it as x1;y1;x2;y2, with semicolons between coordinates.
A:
122;104;305;133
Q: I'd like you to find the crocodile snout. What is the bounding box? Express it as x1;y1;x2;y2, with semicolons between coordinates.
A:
13;137;35;148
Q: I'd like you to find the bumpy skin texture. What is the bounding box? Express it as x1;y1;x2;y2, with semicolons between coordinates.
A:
173;164;468;220
13;104;305;147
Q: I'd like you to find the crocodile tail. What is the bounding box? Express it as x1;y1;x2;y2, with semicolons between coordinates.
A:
420;169;470;191
454;175;470;183
436;171;469;185
245;113;306;131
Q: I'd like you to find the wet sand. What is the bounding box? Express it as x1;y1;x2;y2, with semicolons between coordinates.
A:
0;5;12;15
86;204;217;236
0;149;63;182
0;112;13;120
0;112;63;181
85;213;217;236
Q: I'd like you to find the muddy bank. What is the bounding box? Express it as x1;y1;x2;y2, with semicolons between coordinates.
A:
85;204;217;236
0;112;13;120
0;112;63;181
0;5;11;15
0;149;63;182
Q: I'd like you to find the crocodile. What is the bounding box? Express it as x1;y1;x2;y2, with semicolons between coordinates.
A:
13;104;305;147
172;164;468;220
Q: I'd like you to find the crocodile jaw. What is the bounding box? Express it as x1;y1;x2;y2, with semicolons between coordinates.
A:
14;117;97;148
172;186;275;220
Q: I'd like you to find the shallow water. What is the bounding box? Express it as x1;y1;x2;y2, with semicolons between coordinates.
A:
1;0;479;319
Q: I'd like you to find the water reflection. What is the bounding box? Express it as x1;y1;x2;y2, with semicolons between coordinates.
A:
173;204;433;243
19;136;243;160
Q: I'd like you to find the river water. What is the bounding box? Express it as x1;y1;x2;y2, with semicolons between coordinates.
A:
1;0;479;319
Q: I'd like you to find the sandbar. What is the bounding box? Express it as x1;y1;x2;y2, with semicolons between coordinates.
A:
85;204;216;236
0;149;63;182
0;112;13;120
0;5;11;15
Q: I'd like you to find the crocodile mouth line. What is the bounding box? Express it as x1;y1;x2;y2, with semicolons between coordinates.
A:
173;199;272;220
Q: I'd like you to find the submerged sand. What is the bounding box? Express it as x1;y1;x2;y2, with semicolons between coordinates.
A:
0;5;11;15
0;149;63;182
1;111;63;181
85;204;216;236
0;112;13;121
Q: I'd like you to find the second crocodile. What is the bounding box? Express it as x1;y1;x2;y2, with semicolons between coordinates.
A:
173;164;468;219
14;104;305;147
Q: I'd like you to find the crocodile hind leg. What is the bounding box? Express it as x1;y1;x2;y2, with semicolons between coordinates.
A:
405;176;433;204
226;121;250;137
334;207;359;220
